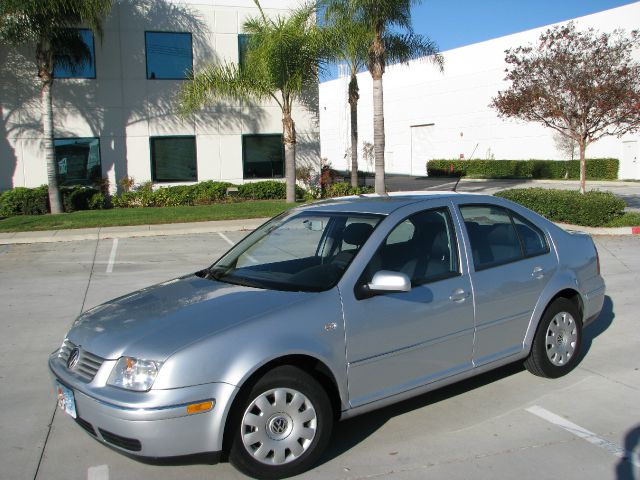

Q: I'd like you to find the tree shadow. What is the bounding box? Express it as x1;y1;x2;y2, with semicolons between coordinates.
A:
578;295;614;362
616;424;640;480
1;0;216;193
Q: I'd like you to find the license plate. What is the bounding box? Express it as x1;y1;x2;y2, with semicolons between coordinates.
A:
55;381;77;419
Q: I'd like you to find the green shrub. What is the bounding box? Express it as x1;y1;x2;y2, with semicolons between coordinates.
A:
495;188;626;227
323;182;374;198
88;192;110;210
0;186;49;216
61;186;101;212
191;181;235;204
427;158;619;180
238;181;304;200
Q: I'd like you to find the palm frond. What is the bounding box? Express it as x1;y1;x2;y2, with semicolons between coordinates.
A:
384;32;443;71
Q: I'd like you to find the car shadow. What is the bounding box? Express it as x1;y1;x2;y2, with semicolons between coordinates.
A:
578;295;615;363
318;362;525;466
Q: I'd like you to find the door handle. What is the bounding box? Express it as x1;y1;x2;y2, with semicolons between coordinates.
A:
449;288;470;302
531;266;545;279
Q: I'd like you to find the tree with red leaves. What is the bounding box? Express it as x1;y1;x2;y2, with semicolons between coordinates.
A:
491;22;640;193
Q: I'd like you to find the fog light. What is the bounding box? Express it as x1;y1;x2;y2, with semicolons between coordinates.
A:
186;400;214;415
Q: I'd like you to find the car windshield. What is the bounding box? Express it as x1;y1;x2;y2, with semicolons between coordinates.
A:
206;210;383;292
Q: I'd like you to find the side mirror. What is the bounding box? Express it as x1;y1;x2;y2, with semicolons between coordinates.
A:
357;270;411;299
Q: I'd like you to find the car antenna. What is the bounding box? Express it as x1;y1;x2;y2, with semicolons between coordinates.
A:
452;173;463;192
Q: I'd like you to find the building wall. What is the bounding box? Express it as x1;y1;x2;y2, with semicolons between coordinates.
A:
319;2;640;179
0;0;320;191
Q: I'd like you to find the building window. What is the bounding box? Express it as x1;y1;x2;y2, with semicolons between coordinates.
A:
54;138;102;186
145;32;193;80
150;136;197;182
53;29;96;79
238;33;251;69
243;135;284;179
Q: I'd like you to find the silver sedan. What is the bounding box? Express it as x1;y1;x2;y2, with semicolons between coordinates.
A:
49;192;605;479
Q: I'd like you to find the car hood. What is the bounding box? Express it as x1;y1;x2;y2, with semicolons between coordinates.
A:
66;274;309;361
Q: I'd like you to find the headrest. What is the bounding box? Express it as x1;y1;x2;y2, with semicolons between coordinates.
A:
343;222;374;246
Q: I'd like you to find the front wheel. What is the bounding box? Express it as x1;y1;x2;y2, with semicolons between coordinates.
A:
524;298;583;378
229;365;333;479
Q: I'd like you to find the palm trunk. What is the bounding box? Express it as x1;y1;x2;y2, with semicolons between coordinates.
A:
579;140;586;194
348;74;359;188
283;107;297;203
42;78;63;214
372;75;385;194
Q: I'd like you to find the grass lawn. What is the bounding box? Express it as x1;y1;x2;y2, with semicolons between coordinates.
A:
603;211;640;227
0;200;296;233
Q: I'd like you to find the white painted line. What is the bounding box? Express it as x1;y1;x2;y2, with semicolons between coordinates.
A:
217;232;235;246
87;464;109;480
526;405;639;467
423;180;459;190
106;238;119;273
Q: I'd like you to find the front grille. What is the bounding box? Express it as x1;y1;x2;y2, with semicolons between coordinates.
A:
99;428;142;452
58;339;105;383
75;417;97;437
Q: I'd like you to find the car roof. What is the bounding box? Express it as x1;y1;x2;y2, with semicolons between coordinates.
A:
297;191;489;216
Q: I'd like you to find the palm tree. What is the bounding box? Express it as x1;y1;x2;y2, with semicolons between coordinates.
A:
322;2;371;188
0;0;113;214
326;0;443;194
180;1;326;203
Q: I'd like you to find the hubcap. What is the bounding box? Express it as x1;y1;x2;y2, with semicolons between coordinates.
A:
241;388;317;465
545;311;578;366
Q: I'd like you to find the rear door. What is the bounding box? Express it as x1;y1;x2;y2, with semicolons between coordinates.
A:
456;203;556;366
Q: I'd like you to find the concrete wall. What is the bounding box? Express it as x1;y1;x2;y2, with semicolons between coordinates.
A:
0;0;320;191
319;2;640;179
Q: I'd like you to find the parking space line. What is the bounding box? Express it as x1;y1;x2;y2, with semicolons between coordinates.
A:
526;405;639;467
423;180;459;190
106;239;118;273
217;232;235;246
87;464;109;480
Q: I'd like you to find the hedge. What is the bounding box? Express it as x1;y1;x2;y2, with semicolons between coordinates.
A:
427;158;619;180
0;180;306;216
322;182;374;198
495;188;626;227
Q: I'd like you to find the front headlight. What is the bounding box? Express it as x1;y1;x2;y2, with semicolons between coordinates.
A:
107;357;162;392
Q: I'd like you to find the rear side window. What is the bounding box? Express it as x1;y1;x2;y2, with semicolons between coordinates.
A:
460;205;549;271
512;215;548;257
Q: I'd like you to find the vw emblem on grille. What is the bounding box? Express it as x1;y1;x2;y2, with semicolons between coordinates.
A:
270;417;288;434
67;347;80;369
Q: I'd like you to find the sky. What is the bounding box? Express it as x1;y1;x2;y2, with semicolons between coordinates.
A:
411;0;637;53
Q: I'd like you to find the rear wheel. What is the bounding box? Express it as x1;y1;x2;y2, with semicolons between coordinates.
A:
229;365;333;479
524;298;582;378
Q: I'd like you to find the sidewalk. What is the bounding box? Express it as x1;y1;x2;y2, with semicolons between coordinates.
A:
0;215;637;245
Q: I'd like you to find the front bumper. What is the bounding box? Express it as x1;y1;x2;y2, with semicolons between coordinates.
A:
49;353;238;457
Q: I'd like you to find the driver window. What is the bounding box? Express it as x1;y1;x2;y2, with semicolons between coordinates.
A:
363;208;459;286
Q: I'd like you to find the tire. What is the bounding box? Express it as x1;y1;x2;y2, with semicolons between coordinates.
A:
228;365;333;479
524;298;583;378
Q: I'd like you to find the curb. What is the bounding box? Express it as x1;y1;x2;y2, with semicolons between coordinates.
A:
458;178;636;187
556;223;640;236
0;218;270;245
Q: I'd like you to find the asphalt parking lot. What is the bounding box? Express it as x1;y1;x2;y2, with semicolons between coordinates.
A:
1;229;638;480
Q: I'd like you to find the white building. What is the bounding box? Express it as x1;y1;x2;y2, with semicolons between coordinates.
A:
319;2;640;180
0;0;320;192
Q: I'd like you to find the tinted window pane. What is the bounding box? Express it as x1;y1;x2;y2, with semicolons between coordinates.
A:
461;205;523;270
151;137;197;182
365;209;459;285
54;29;95;78
145;32;193;79
54;138;101;186
243;135;284;179
513;215;548;257
238;33;251;69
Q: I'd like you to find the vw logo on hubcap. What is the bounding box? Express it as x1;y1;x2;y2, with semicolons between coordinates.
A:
67;348;80;369
271;417;288;434
266;413;293;440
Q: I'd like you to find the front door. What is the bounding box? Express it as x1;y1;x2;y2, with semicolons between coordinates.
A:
341;206;475;407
